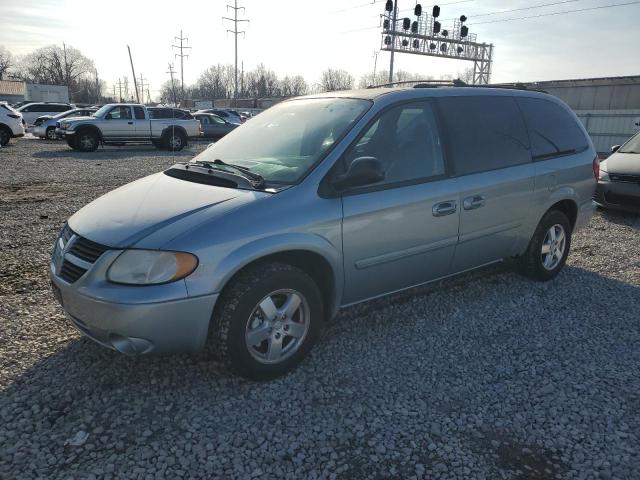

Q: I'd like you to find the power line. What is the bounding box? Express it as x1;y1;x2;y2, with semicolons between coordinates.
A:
172;30;191;101
441;0;582;21
223;0;249;99
469;0;640;25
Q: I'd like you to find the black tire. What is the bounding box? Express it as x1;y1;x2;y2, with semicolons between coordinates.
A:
76;130;99;152
211;262;324;380
66;137;78;150
163;130;186;151
152;139;165;149
45;127;57;140
516;209;572;281
0;126;11;146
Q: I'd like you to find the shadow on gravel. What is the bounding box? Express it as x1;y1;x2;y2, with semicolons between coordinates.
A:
599;208;640;231
1;265;639;478
30;147;197;160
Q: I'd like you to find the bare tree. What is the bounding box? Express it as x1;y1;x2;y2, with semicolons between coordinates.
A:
319;68;354;92
15;44;95;100
0;46;13;80
193;64;233;100
280;75;308;97
245;64;281;98
457;67;474;84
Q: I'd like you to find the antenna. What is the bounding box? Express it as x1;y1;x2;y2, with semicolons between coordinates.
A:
223;0;249;99
172;30;192;102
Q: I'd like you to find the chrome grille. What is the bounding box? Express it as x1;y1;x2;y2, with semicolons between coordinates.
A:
54;225;109;284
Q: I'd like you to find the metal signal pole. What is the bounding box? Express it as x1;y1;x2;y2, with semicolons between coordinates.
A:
223;0;249;99
388;0;398;83
172;30;191;102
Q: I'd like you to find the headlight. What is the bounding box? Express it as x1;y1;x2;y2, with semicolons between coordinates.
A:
60;122;70;130
599;168;610;181
107;250;198;285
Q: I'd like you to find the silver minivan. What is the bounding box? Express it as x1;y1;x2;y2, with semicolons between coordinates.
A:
50;86;597;379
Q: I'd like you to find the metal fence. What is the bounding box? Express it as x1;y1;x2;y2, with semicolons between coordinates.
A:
574;109;640;156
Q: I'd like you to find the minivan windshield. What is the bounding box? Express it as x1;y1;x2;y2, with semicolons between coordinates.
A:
618;131;640;154
191;98;372;184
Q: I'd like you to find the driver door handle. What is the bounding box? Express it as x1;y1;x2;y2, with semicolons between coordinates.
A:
127;121;134;125
463;195;486;210
432;201;457;217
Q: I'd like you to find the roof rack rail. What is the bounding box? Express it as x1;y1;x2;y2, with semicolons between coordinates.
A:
367;79;546;93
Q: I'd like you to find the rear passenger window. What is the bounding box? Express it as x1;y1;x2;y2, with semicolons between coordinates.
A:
133;106;145;119
516;98;588;160
53;105;70;112
344;101;445;186
438;96;530;176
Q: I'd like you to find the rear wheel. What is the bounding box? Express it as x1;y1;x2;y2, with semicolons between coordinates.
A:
164;130;186;151
211;262;324;380
45;127;57;140
516;209;572;281
0;126;11;146
76;130;99;152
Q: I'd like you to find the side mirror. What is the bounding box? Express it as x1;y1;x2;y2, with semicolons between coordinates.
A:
333;156;385;191
611;145;621;153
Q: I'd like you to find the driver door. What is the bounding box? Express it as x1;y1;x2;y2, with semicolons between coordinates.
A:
340;101;460;304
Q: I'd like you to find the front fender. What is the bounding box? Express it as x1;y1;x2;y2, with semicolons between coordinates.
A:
185;232;344;314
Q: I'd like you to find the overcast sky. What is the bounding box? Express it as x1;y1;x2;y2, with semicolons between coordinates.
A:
2;0;639;98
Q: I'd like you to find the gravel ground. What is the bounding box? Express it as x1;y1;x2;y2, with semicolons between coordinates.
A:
1;137;639;479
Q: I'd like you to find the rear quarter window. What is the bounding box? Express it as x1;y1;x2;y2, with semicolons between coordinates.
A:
438;96;531;176
516;97;588;160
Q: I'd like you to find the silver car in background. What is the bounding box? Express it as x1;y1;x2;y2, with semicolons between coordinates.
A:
594;131;640;211
31;108;97;140
49;86;597;379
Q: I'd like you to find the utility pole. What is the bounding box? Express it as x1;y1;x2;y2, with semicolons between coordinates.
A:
223;1;249;99
166;63;178;107
138;74;149;105
127;45;140;104
172;30;191;102
388;0;398;83
116;78;124;102
62;42;71;100
95;69;100;103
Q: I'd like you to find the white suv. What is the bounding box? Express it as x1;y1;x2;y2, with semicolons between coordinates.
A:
17;102;74;126
0;102;25;146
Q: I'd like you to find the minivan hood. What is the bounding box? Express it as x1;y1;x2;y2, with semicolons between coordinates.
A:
68;172;268;247
604;152;640;175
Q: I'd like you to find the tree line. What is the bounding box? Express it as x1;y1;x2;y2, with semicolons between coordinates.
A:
0;44;473;104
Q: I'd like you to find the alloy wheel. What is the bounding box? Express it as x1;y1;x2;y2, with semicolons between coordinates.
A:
541;224;566;271
245;289;310;364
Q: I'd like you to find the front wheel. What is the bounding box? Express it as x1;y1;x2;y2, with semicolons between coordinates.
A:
516;209;572;281
211;262;324;380
76;131;99;152
45;127;57;140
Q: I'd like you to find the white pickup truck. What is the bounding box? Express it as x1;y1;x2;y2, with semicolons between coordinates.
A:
57;104;201;152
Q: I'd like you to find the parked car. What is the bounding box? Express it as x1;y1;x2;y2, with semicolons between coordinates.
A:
147;107;194;120
17;102;74;126
194;112;238;139
195;109;242;125
593;131;640;211
56;103;200;152
49;86;596;379
0;102;25;146
31;108;97;140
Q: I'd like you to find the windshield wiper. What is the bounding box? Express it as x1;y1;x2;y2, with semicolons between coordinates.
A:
193;159;265;188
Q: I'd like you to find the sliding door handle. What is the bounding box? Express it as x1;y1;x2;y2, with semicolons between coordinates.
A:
463;195;486;210
432;201;457;217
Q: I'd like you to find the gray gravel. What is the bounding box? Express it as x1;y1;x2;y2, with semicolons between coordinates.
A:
1;137;639;479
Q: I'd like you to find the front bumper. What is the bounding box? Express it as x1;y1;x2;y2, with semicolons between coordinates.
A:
594;180;640;212
31;125;46;138
50;268;219;355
